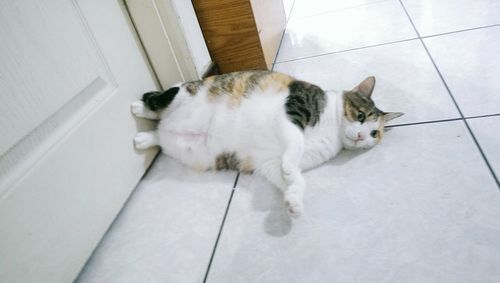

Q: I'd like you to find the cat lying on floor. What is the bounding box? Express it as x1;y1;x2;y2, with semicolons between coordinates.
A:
131;70;403;218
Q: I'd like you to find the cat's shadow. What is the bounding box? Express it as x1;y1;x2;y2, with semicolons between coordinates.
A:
244;149;368;237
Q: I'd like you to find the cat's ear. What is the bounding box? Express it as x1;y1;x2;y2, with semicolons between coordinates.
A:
382;112;404;122
352;76;376;98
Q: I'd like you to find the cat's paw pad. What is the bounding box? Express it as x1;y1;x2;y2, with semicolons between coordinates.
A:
284;195;304;219
134;132;154;149
131;101;146;116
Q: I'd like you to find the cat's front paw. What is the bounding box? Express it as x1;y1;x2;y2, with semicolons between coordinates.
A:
284;193;304;219
134;132;156;149
130;100;146;117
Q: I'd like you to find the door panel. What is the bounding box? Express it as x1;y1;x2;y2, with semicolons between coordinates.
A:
0;0;168;282
0;0;109;156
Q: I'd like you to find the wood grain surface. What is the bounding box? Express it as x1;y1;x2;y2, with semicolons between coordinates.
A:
193;0;268;73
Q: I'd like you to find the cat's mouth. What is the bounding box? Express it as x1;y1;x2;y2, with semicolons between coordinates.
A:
346;136;362;144
343;137;359;149
344;136;373;150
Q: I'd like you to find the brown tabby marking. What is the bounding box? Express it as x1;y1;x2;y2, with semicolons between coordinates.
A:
239;157;255;174
343;90;387;142
215;152;239;171
215;152;254;174
376;120;385;142
285;80;326;130
255;72;294;92
343;91;382;123
183;71;295;105
184;80;204;96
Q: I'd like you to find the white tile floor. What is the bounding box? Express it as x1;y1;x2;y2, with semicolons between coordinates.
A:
77;0;500;282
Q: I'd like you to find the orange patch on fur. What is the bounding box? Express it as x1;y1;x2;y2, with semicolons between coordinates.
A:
257;72;294;92
239;157;255;174
376;118;385;143
204;71;294;106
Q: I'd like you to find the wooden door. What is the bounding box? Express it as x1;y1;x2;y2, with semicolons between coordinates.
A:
192;0;286;73
0;0;165;282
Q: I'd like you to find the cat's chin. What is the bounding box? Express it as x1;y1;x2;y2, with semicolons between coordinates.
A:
343;144;357;150
343;144;364;150
342;138;376;150
341;137;358;150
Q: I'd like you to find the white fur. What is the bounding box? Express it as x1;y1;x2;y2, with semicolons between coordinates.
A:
133;85;385;218
131;101;160;120
134;131;159;149
341;118;380;149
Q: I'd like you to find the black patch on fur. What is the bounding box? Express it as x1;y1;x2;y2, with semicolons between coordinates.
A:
142;87;179;111
215;152;240;171
285;81;326;130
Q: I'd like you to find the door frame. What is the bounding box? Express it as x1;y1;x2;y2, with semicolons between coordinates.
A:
125;0;213;89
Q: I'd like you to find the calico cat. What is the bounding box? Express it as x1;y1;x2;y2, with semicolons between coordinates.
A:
131;70;403;218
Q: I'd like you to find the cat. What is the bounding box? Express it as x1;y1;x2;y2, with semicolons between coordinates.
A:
131;70;403;218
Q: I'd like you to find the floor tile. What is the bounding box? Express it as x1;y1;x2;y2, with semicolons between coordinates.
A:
274;40;460;125
291;0;386;19
424;26;500;117
76;156;236;283
207;121;500;283
468;116;500;178
276;0;416;62
402;0;500;36
282;0;295;20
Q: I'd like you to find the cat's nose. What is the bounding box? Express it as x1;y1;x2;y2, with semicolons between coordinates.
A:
356;132;365;141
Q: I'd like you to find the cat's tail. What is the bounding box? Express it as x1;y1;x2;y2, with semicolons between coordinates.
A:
142;86;180;111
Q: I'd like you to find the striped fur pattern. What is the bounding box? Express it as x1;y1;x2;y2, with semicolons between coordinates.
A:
132;71;403;218
285;80;326;130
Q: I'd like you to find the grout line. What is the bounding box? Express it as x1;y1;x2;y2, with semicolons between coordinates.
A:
397;0;500;187
274;37;419;65
385;117;463;128
203;172;240;283
462;121;500;187
396;0;422;37
421;23;500;39
465;113;500;120
232;171;241;188
286;0;297;27
386;113;500;129
272;0;297;70
274;24;500;67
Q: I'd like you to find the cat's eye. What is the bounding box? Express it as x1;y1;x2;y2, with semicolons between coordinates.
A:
356;111;365;123
370;130;378;138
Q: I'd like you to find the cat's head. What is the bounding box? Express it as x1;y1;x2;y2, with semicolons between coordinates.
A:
340;76;403;150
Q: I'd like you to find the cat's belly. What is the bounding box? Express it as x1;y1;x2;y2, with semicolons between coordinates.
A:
157;129;213;170
156;90;289;170
157;127;283;171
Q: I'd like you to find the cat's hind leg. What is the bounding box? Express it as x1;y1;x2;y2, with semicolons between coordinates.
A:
280;129;306;218
134;131;159;149
256;152;305;218
131;100;160;120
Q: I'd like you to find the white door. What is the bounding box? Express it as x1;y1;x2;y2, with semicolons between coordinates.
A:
0;1;168;282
